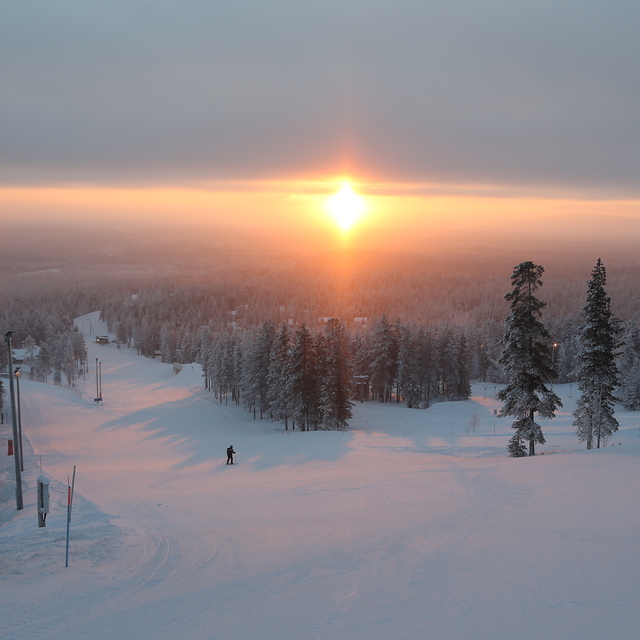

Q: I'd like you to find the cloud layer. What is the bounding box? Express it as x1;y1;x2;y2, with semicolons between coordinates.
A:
2;0;640;195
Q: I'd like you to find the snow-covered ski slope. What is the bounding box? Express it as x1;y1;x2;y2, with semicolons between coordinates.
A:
1;312;640;640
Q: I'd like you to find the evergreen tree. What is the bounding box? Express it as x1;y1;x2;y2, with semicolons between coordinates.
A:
238;322;275;418
417;327;438;407
352;332;371;402
436;325;455;399
620;360;640;410
397;324;422;408
287;324;317;431
313;330;328;429
197;327;214;390
319;318;353;430
159;323;177;363
573;259;622;449
267;323;292;428
619;323;640;409
368;314;398;402
497;262;561;456
23;335;38;380
452;331;472;400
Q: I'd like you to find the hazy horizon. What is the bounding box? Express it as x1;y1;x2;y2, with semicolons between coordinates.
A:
3;1;640;252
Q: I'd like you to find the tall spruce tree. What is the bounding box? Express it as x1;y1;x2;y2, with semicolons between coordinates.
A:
573;259;622;449
287;324;317;431
397;324;422;408
320;318;353;430
619;323;640;409
368;314;398;402
497;262;561;456
267;323;292;428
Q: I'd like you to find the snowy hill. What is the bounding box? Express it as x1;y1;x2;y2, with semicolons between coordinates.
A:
1;312;639;640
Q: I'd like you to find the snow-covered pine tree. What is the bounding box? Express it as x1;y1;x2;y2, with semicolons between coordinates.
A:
621;360;640;410
159;323;177;363
208;333;236;404
368;314;398;402
22;335;38;380
619;322;640;409
287;324;317;431
240;320;276;418
267;323;292;428
352;332;371;402
573;258;622;449
418;327;438;407
319;318;353;430
313;330;328;429
437;325;456;400
397;324;422;408
197;327;214;390
452;331;471;400
238;328;259;414
497;262;561;456
34;340;52;383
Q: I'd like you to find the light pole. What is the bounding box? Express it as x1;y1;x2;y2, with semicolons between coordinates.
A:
4;332;23;510
14;367;24;472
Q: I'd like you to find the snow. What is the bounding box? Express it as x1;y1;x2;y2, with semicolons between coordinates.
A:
1;311;640;639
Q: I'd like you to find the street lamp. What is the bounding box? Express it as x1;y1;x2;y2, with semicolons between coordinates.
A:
14;367;23;472
4;331;23;510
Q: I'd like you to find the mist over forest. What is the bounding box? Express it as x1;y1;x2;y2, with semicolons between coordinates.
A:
2;222;640;325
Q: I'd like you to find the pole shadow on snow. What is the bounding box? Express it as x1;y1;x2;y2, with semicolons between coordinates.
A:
353;400;511;458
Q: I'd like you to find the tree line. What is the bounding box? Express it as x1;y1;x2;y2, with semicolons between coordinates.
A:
0;296;88;387
4;255;640;452
198;315;472;430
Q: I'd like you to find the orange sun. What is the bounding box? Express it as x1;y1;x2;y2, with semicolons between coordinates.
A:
325;182;367;232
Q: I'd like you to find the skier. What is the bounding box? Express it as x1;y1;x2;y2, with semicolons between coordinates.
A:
226;445;236;465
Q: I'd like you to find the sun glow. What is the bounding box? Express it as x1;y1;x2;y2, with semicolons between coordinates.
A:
325;182;367;232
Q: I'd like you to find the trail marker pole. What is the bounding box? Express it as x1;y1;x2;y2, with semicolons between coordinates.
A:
15;368;23;472
65;465;76;568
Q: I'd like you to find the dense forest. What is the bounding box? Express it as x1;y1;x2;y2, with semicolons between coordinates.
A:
4;224;640;431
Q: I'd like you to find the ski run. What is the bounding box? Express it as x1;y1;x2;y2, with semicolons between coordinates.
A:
1;312;640;640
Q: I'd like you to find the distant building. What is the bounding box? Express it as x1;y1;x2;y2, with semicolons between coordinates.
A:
11;348;35;364
96;336;109;345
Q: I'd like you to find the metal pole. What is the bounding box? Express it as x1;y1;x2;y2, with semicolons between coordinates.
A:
99;361;102;400
95;357;99;399
15;368;24;472
5;332;23;510
65;465;77;567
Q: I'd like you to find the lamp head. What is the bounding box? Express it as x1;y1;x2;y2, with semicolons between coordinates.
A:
4;331;13;344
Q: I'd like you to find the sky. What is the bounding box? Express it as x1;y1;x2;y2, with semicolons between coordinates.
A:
2;0;640;248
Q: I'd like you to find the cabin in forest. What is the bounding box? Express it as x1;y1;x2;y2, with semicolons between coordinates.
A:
95;336;109;345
